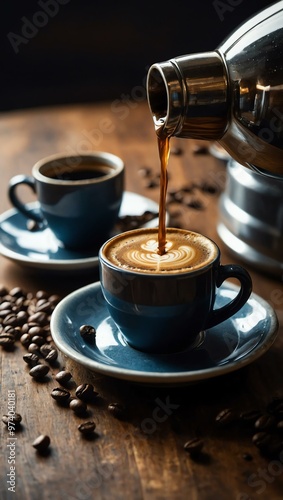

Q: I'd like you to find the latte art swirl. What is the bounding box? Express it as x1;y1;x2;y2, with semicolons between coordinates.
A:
128;239;198;271
103;229;217;274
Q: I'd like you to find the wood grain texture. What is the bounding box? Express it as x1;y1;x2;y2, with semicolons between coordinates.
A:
0;101;283;500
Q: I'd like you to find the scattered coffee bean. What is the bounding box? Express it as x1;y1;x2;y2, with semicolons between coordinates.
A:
28;342;40;354
45;348;58;363
240;409;262;425
215;408;238;426
277;421;283;432
170;146;183;156
79;325;96;344
254;414;276;431
69;398;87;416
23;353;39;366
40;344;54;357
78;421;96;436
197;181;219;195
184;438;204;456
75;383;97;403
55;370;72;385
32;434;50;452
2;413;22;426
192;144;209;155
0;332;16;349
252;432;273;450
186;198;204;210
29;364;50;379
51;387;70;404
107;402;127;420
138;166;152;177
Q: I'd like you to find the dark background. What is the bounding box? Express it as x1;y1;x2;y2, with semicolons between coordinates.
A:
1;0;277;111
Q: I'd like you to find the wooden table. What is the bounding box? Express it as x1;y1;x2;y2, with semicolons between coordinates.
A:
0;101;283;500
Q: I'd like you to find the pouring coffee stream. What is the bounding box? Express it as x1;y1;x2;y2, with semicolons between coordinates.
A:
146;1;283;179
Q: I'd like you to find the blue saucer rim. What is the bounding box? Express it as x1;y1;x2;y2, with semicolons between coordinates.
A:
0;192;161;271
50;281;279;385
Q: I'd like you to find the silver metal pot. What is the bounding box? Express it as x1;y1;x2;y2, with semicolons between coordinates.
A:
217;160;283;278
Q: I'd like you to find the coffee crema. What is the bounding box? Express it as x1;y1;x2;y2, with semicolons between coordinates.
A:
42;163;113;181
103;228;217;274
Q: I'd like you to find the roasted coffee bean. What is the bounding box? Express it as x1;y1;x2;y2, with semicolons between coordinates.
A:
0;309;13;319
28;343;40;354
0;285;8;296
28;312;48;326
215;408;238;426
48;294;60;306
35;290;49;300
51;387;70;404
75;383;97;402
252;432;273;450
40;344;53;357
138;166;152;178
2;413;22;426
20;333;32;347
3;313;18;327
277;420;283;432
240;409;262;425
45;349;58;363
242;453;253;461
55;370;72;385
170;146;183;156
69;399;87;416
31;335;45;346
16;310;28;325
78;421;96;436
0;301;12;311
28;325;47;337
79;324;96;344
254;414;276;431
107;402;127;420
197;181;219;195
23;353;39;366
29;364;50;379
192;144;209;155
0;332;15;349
35;299;52;312
32;434;50;452
186;198;204;210
184;438;204;455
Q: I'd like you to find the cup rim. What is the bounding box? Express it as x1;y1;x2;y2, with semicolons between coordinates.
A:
32;152;124;185
99;227;220;276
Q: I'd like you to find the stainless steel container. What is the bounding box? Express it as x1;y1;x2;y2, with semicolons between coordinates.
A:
218;160;283;277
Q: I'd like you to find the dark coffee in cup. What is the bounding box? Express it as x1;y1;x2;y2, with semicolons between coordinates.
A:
103;227;217;274
42;163;114;181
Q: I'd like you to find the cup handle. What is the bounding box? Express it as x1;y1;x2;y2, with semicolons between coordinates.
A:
204;264;252;329
8;175;44;223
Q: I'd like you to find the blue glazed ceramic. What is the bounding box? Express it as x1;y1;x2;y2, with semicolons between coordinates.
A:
50;281;278;386
99;228;252;353
8;152;124;250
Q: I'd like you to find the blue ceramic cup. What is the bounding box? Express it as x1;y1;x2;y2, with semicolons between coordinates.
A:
8;152;124;250
99;227;252;353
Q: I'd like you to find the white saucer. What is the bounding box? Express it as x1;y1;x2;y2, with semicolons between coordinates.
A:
50;281;278;386
0;192;161;272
